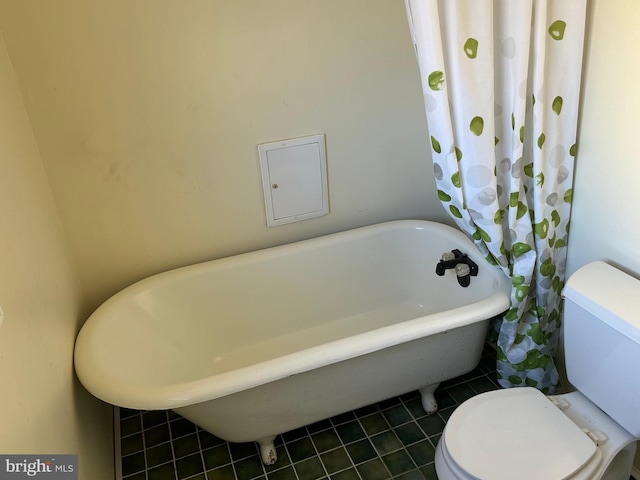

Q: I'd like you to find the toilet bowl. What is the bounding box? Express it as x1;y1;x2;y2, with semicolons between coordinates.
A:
434;262;640;480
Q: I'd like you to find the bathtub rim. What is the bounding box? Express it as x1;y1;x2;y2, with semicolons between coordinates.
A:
74;219;511;410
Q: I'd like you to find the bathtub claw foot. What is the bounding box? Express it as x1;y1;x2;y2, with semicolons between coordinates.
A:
257;436;278;465
419;383;440;414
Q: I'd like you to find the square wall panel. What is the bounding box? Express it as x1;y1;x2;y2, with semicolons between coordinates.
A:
258;134;329;227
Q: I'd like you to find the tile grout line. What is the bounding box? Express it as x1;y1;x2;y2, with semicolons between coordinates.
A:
384;401;426;477
307;426;358;480
282;437;307;480
331;415;374;480
302;419;363;480
194;423;207;480
114;407;124;480
228;439;245;480
354;405;398;479
141;412;149;480
165;412;179;480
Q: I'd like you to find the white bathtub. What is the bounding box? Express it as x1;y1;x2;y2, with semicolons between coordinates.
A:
74;220;510;464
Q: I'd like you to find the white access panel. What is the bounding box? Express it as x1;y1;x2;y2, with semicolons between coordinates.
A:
258;134;329;227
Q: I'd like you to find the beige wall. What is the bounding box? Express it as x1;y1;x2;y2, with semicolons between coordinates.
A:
567;0;640;474
568;0;640;277
0;31;113;480
0;0;446;316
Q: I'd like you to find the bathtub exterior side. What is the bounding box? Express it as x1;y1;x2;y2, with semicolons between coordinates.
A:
74;220;510;410
174;319;489;444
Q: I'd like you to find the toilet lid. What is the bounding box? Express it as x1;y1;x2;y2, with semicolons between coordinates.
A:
443;387;597;480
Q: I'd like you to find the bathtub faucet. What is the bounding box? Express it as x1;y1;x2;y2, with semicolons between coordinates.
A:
436;249;478;287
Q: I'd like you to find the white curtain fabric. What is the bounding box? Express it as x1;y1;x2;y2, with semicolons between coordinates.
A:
405;0;587;392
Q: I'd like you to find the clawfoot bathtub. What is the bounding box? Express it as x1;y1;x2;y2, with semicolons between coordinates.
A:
74;220;509;464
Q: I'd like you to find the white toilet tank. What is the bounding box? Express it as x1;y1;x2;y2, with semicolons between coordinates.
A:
563;261;640;437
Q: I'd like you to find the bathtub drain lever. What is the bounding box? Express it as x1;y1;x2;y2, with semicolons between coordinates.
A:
436;249;478;287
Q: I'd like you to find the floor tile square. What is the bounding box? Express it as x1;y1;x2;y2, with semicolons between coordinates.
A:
330;411;356;425
353;403;378;417
206;465;236;480
446;383;477;404
434;389;457;409
170;417;198;439
120;414;142;437
143;411;169;430
355;458;390;480
147;462;177;480
199;430;225;450
399;391;420;402
121;433;145;456
121;451;146;477
286;436;316;463
122;472;146;480
144;423;171;448
229;442;258;462
381;449;416;476
394;423;425;446
120;408;139;419
320;447;353;474
146;442;174;468
406;440;436;467
359;412;389;436
370;430;403;456
265;465;297;480
394;469;427;480
329;467;360;480
345;439;377;464
233;456;263;480
311;429;342;453
437;406;456;422
377;397;401;409
203;445;231;470
307;418;333;434
174;433;201;459
176;452;204;479
381;404;412;427
281;426;308;443
293;456;326;479
467;375;499;394
419;462;438;480
403;397;427;420
334;420;366;444
416;414;445;437
461;365;485;381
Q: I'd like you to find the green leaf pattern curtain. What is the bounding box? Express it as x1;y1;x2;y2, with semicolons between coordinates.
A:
405;0;587;392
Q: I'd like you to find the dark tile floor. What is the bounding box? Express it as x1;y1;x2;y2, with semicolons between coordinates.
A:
117;347;501;480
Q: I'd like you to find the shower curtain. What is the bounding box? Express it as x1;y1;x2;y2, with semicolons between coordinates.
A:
405;0;587;392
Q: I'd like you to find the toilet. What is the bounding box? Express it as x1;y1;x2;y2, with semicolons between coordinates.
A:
435;261;640;480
